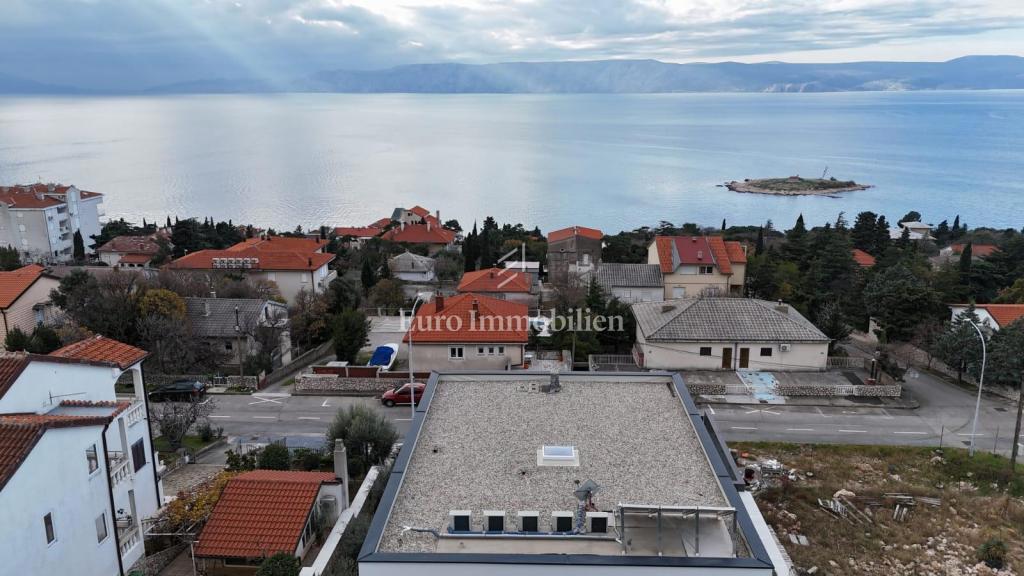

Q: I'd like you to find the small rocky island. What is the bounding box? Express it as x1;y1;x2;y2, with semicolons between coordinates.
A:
724;176;871;196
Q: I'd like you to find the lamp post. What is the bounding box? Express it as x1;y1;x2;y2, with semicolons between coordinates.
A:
407;293;428;421
234;305;243;378
966;319;987;457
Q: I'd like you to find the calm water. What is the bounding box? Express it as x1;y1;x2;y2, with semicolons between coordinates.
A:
1;92;1023;232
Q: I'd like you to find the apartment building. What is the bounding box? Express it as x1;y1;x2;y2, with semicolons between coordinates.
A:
546;225;603;286
358;372;789;575
0;336;162;576
0;183;104;262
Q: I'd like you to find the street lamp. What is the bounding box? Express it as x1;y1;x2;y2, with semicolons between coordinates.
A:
965;319;988;457
407;293;429;421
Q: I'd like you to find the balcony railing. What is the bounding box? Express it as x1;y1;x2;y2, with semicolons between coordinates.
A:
109;451;132;487
125;402;146;427
118;525;140;558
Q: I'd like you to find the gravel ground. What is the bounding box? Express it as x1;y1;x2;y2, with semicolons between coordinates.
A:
378;377;728;552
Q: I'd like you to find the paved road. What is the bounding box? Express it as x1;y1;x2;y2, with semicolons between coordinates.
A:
203;366;1022;457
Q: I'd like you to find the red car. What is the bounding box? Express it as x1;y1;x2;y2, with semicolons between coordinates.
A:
380;382;425;407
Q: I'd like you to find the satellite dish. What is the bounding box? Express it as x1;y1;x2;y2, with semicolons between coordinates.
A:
574;479;601;501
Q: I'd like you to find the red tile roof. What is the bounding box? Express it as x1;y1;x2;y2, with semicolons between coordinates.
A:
548;226;604;243
0;184;102;208
370;218;393;229
408;205;431;218
972;304;1024;329
0;412;115;490
653;236;745;275
167;248;334;272
0;264;49;309
951;244;999;258
403;293;529;344
50;335;149;369
381;223;455;245
457;268;532;293
96;235;161;255
118;253;153;265
195;470;337;559
0;355;31;400
852;248;877;268
228;236;325;254
334;226;383;238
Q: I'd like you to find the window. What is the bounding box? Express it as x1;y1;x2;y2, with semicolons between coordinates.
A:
542;445;575;460
699;265;714;275
44;513;56;544
485;512;505;532
95;513;108;543
760;347;773;357
225;341;233;351
266;272;276;281
553;513;573;532
672;286;686;298
699;347;712;356
448;346;464;360
86;444;98;474
131;439;147;472
519;512;539;532
488;346;495;355
622;289;632;298
477;346;485;356
450;511;471;532
497;346;504;354
301;274;309;283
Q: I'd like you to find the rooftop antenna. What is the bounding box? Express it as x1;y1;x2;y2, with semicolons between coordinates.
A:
49;390;86;403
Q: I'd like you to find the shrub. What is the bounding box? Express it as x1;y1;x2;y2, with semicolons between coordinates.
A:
293;448;323;471
255;552;301;576
258;443;291;470
225;449;257;472
325;405;398;478
977;538;1007;569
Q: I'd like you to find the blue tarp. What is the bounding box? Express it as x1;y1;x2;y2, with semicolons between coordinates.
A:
368;345;396;367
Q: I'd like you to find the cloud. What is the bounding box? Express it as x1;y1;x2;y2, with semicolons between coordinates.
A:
1;0;1022;89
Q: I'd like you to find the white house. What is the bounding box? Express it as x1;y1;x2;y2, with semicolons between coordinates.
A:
0;336;162;576
632;298;830;371
585;263;663;304
389;251;436;282
949;303;1024;332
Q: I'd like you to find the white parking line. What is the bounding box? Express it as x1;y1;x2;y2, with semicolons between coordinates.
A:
839;429;867;433
786;428;815;432
394;418;412;422
209;415;231;419
731;426;759;430
321;400;330;408
744;409;780;415
957;433;985;437
297;417;320;420
893;431;928;435
707;407;715;415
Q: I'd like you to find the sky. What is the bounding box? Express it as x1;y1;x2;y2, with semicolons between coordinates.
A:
2;0;1024;90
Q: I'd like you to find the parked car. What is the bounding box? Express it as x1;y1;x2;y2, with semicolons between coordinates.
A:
380;382;425;407
148;379;206;402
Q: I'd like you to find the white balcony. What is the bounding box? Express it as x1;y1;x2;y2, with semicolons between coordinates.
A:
109;451;132;487
118;525;140;558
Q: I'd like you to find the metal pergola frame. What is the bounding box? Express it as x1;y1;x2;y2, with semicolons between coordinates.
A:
616;504;738;558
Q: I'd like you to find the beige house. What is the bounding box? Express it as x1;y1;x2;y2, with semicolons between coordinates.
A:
404;293;528;372
166;236;336;304
632;298;829;371
0;264;61;347
649;236;747;298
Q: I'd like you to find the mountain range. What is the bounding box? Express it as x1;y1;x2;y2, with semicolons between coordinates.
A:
3;56;1024;94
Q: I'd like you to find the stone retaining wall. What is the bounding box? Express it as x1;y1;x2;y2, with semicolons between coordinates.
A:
126;543;187;576
143;373;260;390
295;374;396;395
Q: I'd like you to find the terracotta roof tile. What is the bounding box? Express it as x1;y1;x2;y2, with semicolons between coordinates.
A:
49;335;149;369
381;223;455;245
334;226;383;238
457;268;531;293
228;236;326;254
96;235;161;255
548;226;603;243
852;248;877;268
951;244;999;258
167;248;334;272
653;236;742;275
195;471;337;559
0;412;114;490
974;304;1024;329
0;264;48;309
403;293;528;344
369;218;393;229
0;355;31;400
408;205;431;218
117;253;153;265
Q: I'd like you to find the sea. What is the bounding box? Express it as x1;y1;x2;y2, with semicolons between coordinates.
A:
1;91;1022;233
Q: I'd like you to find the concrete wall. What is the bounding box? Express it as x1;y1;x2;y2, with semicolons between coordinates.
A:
0;274;60;348
1;426;120;576
638;338;828;371
409;343;524;372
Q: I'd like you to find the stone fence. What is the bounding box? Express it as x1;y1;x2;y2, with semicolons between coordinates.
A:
295;374;397;395
127;543;187;576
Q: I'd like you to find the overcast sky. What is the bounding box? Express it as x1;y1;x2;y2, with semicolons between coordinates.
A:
3;0;1023;89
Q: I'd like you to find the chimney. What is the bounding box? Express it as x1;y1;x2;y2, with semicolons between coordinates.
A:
435;294;445;311
692;237;697;243
427;220;431;232
775;300;789;315
472;298;479;313
209;291;216;299
697;250;703;260
334;440;351;509
203;302;210;317
308;257;313;267
401;221;406;231
489;270;495;278
435;209;440;224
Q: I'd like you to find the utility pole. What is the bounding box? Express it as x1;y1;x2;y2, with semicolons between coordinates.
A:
235;306;244;378
1011;375;1023;471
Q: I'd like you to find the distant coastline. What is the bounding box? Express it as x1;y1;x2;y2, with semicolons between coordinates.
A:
724;177;871;197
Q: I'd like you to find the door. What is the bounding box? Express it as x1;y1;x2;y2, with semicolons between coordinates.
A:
739;348;750;369
721;347;732;370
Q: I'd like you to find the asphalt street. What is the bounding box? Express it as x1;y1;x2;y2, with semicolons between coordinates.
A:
201;366;1023;458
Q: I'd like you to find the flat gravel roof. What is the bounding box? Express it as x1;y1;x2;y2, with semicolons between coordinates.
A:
379;374;728;553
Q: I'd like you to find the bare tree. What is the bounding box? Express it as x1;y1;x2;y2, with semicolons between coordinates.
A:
238;304;290;373
151;398;218;450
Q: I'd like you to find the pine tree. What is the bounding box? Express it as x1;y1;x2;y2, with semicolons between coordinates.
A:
851;211;879;253
755;226;765;255
72;230;85;261
721;218;727;231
